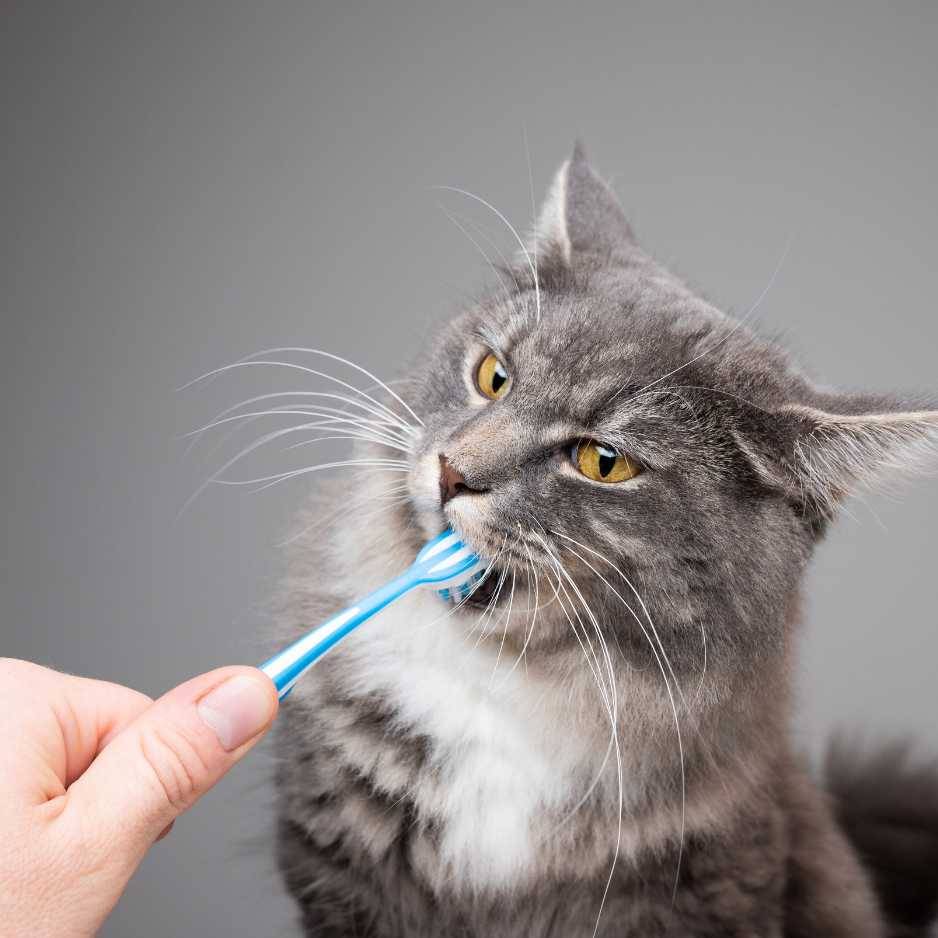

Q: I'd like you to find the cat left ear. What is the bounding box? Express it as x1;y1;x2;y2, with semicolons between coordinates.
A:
778;398;938;516
532;142;635;266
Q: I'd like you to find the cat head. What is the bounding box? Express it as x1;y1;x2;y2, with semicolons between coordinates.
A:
397;144;937;661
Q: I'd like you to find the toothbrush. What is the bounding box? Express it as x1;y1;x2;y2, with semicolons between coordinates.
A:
259;528;486;700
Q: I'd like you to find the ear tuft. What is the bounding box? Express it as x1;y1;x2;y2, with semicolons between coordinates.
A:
782;402;938;517
571;138;589;169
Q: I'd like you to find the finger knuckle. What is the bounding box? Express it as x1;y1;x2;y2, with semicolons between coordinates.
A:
137;724;211;814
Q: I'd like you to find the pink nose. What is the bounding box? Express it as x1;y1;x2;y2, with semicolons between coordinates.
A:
439;454;484;505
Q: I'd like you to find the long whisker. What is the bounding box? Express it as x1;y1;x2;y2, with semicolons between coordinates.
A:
629;383;774;416
524;544;620;842
522;126;541;322
185;390;412;451
551;531;689;713
530;531;613;718
438;205;521;310
490;567;517;685
190;408;410;453
473;562;510;647
185;401;410;465
220;459;409;492
693;621;708;708
196;410;410;455
482;554;513;639
434;185;541;324
182;363;418;437
276;479;412;547
180;346;424;429
185;378;416;455
283;430;409;455
179;401;412;516
557;539;686;902
546;547;624;938
503;541;540;680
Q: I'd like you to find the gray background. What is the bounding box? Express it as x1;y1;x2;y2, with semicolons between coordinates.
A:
2;2;936;935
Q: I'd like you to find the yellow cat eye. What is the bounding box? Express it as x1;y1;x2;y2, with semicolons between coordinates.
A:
575;441;641;484
476;352;510;400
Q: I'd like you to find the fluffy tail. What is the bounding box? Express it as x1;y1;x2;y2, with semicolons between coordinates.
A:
826;740;938;938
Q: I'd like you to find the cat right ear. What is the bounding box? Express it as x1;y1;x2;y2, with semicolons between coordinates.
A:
745;397;938;521
532;142;635;267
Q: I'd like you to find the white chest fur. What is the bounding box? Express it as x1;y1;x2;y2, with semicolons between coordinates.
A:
341;588;593;890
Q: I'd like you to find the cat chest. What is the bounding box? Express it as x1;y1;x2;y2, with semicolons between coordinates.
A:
343;590;590;889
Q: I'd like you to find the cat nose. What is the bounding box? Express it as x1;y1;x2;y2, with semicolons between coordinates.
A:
439;453;487;506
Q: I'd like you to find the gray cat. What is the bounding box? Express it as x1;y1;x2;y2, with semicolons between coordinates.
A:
271;145;938;936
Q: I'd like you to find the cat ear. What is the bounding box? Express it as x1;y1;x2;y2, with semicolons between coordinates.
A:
532;142;635;266
776;397;938;516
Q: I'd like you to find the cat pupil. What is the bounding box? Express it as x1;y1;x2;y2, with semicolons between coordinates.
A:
491;364;506;392
597;446;616;477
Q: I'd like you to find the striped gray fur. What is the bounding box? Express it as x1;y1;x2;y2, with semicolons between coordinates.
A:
271;145;938;937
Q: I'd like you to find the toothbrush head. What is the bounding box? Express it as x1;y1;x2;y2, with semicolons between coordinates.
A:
436;568;487;604
412;528;487;599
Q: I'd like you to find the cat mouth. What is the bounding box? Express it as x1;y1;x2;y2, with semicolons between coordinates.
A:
438;562;509;610
463;565;507;608
437;509;530;609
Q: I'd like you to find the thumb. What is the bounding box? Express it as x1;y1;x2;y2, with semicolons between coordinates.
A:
60;667;278;879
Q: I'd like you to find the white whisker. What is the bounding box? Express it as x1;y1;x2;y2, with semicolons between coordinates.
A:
490;567;516;685
523;126;541;322
544;546;624;938
551;531;689;712
191;409;410;454
183;362;418;437
219;458;409;491
438;205;521;310
276;480;412;547
693;620;708;708
556;537;686;903
502;541;540;680
434;185;541;325
180;346;424;429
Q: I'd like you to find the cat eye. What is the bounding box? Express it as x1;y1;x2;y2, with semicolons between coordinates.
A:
573;441;642;484
476;352;510;400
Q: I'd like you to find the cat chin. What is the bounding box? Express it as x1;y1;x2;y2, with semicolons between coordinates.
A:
406;478;511;571
442;498;522;565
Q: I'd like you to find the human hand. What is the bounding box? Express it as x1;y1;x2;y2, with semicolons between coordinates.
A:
0;659;278;937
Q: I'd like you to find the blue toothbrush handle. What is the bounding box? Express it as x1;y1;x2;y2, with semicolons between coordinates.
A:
260;570;417;700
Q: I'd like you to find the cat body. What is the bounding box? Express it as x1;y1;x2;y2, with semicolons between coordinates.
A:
272;146;938;936
275;485;880;937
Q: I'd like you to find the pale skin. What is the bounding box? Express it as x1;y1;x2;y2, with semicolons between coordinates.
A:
0;658;279;937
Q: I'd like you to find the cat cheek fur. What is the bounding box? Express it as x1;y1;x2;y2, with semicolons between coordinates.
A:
271;144;938;937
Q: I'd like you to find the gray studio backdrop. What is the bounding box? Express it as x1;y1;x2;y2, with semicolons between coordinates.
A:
3;2;936;935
